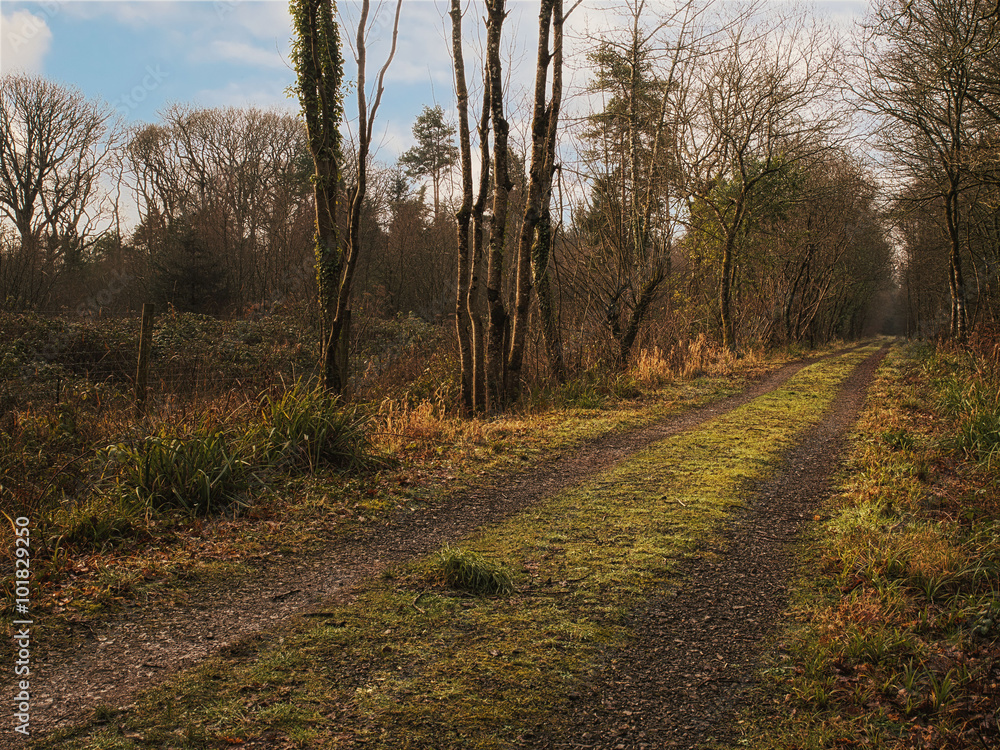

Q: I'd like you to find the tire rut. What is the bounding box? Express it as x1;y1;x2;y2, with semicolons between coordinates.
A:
6;346;864;743
519;346;890;750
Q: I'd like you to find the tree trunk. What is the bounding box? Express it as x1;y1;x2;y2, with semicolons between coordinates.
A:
471;74;492;414
945;184;968;341
293;0;400;393
450;0;474;415
484;0;513;412
290;0;345;391
508;0;556;400
532;210;566;381
720;231;736;352
531;0;566;385
618;264;665;368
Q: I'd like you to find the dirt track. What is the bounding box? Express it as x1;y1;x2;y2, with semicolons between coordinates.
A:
3;345;878;747
519;346;888;749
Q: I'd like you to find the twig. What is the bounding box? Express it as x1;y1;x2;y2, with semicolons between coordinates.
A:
270;588;302;602
412;589;428;614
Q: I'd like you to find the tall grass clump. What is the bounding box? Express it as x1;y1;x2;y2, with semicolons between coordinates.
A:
107;427;250;515
934;354;1000;466
254;379;373;472
434;545;515;596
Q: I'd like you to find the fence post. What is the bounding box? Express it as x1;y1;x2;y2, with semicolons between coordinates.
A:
338;309;351;393
135;303;154;417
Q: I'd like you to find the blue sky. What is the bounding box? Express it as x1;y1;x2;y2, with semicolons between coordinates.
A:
1;0;872;163
1;0;557;162
2;1;477;161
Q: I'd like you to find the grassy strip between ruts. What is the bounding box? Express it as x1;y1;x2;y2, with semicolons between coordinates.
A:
748;343;1000;749
38;344;882;750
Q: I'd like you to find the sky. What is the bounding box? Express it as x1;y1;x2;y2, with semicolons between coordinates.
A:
0;0;873;166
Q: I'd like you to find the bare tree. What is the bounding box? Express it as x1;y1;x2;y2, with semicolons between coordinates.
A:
0;74;117;306
859;0;1000;341
573;0;708;367
338;0;403;393
124;106;313;311
481;0;516;411
507;0;569;397
451;0;494;414
290;0;401;393
681;9;843;351
451;0;479;414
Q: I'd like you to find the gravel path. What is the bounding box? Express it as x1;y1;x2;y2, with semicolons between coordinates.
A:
519;346;889;749
2;347;865;746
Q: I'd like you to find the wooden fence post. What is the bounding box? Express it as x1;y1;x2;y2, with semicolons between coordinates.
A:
338;309;351;395
135;303;154;417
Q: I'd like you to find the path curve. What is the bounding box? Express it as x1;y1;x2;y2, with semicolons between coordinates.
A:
4;347;863;744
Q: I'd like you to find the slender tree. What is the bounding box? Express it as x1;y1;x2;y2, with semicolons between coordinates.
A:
290;0;401;393
451;0;477;414
507;0;567;397
483;0;514;411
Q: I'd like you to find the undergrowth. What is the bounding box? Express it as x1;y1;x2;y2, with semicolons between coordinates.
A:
751;343;1000;750
0;311;834;697
433;545;515;596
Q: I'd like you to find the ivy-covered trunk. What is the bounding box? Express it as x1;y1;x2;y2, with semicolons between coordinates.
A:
289;0;345;392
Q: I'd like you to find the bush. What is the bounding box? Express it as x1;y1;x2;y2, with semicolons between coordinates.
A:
253;380;373;472
57;494;146;550
108;428;250;515
935;361;1000;466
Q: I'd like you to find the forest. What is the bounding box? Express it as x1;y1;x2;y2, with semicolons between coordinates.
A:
1;0;998;387
6;0;998;389
1;0;999;748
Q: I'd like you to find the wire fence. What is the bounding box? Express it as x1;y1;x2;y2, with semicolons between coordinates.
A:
1;305;458;428
1;306;325;421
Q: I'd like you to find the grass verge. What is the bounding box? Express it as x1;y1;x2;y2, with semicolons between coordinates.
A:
34;345;881;749
749;343;1000;749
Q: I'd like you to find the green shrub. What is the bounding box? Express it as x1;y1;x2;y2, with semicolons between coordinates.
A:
937;372;1000;465
556;376;606;410
881;427;916;451
254;380;372;471
57;494;145;550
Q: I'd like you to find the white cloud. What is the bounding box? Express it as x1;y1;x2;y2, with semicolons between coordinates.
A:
194;80;297;111
206;39;287;70
1;9;54;73
60;0;189;27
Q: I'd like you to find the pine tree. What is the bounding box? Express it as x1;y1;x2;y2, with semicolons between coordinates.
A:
399;105;459;217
